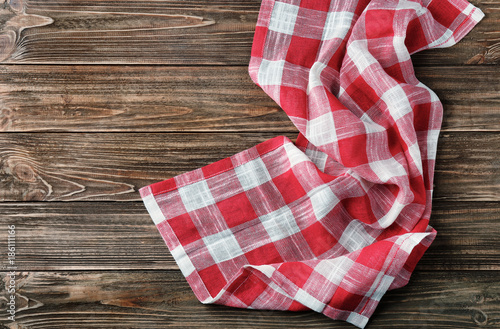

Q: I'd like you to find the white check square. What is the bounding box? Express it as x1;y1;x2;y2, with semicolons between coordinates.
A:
314;257;354;286
203;230;244;263
322;11;354;40
259;206;301;242
369;157;407;182
306;112;337;146
269;2;300;35
427;129;440;160
381;85;412;120
308;185;339;220
347;39;377;73
178;180;215;212
307;62;327;94
338;220;375;253
258;59;286;86
284;142;311;167
234;157;272;191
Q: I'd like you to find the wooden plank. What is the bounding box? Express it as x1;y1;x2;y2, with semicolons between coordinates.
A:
0;0;497;65
0;65;295;133
1;0;257;65
0;132;498;202
0;65;499;132
434;132;500;201
426;201;500;270
0;201;497;271
2;0;256;65
0;270;497;328
416;66;500;132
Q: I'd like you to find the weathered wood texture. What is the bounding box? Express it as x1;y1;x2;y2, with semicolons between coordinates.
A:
0;132;498;202
0;202;497;271
0;270;498;328
0;65;499;132
0;0;498;328
0;65;294;132
0;0;497;65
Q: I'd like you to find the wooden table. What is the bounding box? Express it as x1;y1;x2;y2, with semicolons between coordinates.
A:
0;1;498;328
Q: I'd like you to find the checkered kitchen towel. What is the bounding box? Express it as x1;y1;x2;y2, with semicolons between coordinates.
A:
139;0;483;327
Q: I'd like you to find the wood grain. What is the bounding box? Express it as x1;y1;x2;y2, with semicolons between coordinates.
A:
0;0;497;65
0;201;497;271
0;1;498;328
434;132;500;201
0;270;497;328
1;0;259;65
0;65;295;133
0;132;498;202
0;65;499;132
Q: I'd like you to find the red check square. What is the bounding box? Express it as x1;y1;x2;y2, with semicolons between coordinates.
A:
217;192;258;228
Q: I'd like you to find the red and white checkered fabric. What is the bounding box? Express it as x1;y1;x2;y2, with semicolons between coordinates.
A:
140;0;483;327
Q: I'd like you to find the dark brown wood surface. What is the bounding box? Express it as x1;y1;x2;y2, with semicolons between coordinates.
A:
0;270;497;328
0;0;499;328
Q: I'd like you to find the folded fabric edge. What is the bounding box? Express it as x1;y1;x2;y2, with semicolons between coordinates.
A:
345;228;437;328
140;176;436;329
447;0;485;41
425;0;484;50
238;228;436;329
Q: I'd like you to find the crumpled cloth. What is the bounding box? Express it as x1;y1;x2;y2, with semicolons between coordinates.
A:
139;0;483;327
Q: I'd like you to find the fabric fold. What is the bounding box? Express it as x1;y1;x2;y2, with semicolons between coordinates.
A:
140;0;483;327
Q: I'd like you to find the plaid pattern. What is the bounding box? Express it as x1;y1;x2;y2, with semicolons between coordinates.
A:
140;0;483;327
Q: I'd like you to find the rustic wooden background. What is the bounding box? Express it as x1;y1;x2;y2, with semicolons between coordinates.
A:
0;0;499;328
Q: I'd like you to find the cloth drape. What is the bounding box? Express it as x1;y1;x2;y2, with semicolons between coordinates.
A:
140;0;483;327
